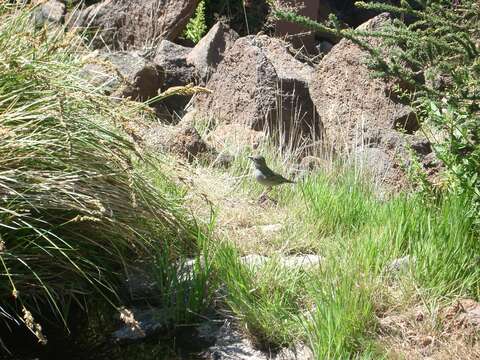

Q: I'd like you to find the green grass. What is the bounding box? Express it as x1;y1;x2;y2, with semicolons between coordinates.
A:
0;5;207;348
3;3;479;358
212;164;480;358
151;211;216;326
214;245;308;348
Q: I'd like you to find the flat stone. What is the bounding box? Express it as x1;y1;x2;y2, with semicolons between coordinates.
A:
257;223;283;235
387;255;412;274
240;254;322;270
203;320;268;360
281;255;322;269
112;307;173;344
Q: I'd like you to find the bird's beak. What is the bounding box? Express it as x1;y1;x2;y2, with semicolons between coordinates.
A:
248;156;253;161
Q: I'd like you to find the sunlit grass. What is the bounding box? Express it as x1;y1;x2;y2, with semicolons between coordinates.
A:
0;5;205;347
212;162;480;358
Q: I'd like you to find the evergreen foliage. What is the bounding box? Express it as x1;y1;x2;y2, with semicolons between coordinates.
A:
274;0;480;223
184;0;269;42
184;0;207;43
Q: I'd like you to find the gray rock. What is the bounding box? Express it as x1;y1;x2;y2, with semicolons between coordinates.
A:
351;147;392;181
153;40;196;119
196;319;224;345
195;35;320;146
33;0;66;27
186;21;239;83
195;36;276;129
203;320;268;360
80;51;163;101
70;0;200;50
309;13;419;188
275;343;314;360
112;307;173;344
154;40;195;88
203;320;314;360
387;255;412;273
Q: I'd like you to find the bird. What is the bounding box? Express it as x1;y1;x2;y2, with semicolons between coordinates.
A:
248;155;295;199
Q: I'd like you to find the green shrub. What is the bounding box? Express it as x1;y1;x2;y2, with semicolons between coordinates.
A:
0;5;197;344
183;0;269;41
273;0;480;224
355;0;480;224
183;0;207;43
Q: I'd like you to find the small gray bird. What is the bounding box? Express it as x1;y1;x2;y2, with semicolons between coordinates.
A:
248;155;295;194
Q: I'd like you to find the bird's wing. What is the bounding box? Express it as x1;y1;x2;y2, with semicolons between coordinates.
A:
261;166;277;178
260;166;295;184
273;173;295;184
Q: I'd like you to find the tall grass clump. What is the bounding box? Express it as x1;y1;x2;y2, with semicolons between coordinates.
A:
0;5;198;345
214;245;308;348
300;172;480;357
151;214;216;325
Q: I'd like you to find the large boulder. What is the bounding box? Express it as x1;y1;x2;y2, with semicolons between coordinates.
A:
194;35;321;146
154;40;195;88
186;21;239;83
33;0;66;27
309;13;425;186
80;51;164;101
153;40;196;120
70;0;200;50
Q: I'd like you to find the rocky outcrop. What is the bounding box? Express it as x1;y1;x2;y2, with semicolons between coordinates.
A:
154;40;195;88
80;51;164;101
33;0;66;27
309;13;426;186
70;0;200;50
186;21;239;83
195;35;321;146
153;40;196;119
